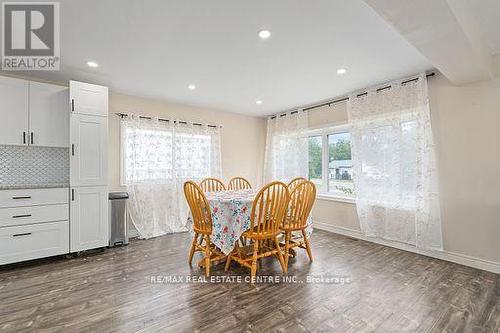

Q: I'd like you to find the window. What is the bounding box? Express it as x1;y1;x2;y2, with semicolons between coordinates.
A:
123;127;174;183
307;124;355;198
328;132;354;197
175;132;213;180
308;136;323;190
121;120;220;185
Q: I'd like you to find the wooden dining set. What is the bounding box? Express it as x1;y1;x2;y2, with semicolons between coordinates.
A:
183;177;316;281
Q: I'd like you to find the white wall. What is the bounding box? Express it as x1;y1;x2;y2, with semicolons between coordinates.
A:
308;73;500;268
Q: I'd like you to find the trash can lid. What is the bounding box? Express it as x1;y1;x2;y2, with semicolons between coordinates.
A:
109;192;129;200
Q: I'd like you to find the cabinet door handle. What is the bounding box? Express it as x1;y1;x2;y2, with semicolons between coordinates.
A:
71;144;75;156
71;189;75;201
23;132;26;144
13;232;32;237
30;132;34;144
71;99;75;112
12;214;32;218
12;196;31;200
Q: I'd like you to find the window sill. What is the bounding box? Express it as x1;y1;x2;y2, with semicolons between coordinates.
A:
316;194;356;204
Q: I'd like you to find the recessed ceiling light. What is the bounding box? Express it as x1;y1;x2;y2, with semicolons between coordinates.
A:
188;84;196;90
258;30;271;39
336;68;347;75
86;61;98;68
256;100;263;105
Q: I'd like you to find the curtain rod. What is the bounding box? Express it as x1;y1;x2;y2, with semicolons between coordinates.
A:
270;72;436;119
115;112;222;128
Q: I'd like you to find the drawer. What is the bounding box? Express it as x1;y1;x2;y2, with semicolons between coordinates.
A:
0;188;68;208
0;204;68;228
0;221;69;265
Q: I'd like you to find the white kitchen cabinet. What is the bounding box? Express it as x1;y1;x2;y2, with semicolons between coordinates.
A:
29;81;69;147
0;221;69;265
0;76;29;145
0;187;68;208
0;76;69;147
70;186;108;252
69;81;109;254
0;204;68;228
69;81;108;117
70;113;108;187
0;188;69;265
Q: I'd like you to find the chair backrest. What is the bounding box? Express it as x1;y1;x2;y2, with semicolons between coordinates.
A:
184;181;212;234
200;178;226;192
288;177;308;192
287;181;317;229
248;181;290;238
228;177;252;190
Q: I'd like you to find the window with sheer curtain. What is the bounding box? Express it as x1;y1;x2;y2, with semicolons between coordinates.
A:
348;73;442;251
263;111;309;183
122;126;174;184
120;115;222;239
122;125;216;184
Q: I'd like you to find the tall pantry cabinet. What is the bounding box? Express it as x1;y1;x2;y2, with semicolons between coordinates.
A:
69;81;109;252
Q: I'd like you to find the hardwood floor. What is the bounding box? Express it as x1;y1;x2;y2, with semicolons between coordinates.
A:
0;230;498;332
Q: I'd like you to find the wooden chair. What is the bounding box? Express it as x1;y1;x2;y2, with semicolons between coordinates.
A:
225;181;290;281
281;181;316;271
227;177;252;190
288;177;308;192
200;178;226;192
184;181;225;277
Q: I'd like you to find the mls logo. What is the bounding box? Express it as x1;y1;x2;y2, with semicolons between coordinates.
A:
2;2;60;70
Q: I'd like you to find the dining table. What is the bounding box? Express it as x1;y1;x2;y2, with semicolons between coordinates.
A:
187;189;313;255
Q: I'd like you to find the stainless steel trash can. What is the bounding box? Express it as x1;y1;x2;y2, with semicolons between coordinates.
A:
109;192;129;247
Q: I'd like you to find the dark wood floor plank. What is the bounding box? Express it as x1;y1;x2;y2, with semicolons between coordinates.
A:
0;230;498;333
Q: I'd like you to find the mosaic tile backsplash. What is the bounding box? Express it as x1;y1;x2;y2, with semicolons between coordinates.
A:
0;145;69;188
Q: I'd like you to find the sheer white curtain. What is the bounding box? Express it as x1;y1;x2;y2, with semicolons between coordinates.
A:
263;111;309;183
348;74;442;250
121;115;222;239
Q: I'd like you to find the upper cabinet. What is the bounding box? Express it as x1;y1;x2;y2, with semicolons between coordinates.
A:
0;76;68;147
0;76;29;145
70;81;108;117
29;82;69;147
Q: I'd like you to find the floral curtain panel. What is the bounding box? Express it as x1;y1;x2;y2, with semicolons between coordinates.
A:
263;111;309;183
121;115;222;239
348;74;442;250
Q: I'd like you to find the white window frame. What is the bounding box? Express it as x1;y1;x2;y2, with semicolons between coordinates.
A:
307;122;356;204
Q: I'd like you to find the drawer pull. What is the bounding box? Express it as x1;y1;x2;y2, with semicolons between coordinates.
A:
12;232;32;237
12;196;32;200
12;214;32;218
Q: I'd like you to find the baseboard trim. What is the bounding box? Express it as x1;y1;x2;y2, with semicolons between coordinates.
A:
314;221;500;275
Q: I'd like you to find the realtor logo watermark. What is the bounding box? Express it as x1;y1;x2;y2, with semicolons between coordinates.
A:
2;2;60;70
149;274;352;285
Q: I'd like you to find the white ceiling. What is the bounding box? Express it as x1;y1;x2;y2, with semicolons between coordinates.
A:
467;0;500;55
2;0;434;116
